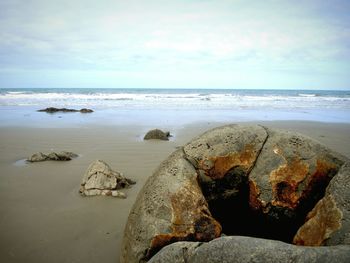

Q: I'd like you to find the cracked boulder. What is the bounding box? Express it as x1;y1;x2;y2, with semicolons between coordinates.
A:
120;124;349;263
79;160;135;198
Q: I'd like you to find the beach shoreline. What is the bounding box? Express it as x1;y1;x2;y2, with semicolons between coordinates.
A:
0;120;349;263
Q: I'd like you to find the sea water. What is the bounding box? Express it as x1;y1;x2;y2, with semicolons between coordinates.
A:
0;88;349;127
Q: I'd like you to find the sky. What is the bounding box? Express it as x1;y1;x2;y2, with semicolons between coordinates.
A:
0;0;349;90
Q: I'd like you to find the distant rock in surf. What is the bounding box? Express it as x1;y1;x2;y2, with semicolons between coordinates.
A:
79;108;94;113
79;160;136;198
27;151;78;162
38;107;93;113
144;129;171;141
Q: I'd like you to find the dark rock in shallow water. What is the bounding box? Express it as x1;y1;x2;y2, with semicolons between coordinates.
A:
27;151;78;162
79;108;94;113
79;160;136;198
149;236;350;263
38;107;93;113
120;124;350;263
144;129;171;141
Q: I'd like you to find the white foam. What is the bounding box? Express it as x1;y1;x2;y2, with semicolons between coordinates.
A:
0;90;349;110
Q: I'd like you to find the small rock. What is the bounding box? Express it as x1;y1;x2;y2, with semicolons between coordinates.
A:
112;190;127;198
38;107;79;113
144;129;171;141
28;152;48;162
80;108;94;113
79;160;135;198
27;151;78;162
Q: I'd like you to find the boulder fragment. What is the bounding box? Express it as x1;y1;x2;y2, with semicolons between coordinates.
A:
27;151;78;162
79;160;135;198
293;162;350;246
120;150;221;263
248;128;345;242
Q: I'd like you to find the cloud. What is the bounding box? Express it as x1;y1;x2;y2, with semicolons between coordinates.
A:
0;0;349;88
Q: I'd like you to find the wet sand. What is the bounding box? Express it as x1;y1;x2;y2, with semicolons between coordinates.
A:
0;121;349;263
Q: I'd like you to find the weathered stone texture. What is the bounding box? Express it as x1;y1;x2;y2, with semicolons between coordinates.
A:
294;162;350;246
249;128;344;211
120;150;221;263
150;236;350;263
184;124;267;179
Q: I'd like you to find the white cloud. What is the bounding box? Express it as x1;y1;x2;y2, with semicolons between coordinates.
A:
0;0;349;88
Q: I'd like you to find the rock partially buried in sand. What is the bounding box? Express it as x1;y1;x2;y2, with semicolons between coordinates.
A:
79;160;136;198
149;236;350;263
144;129;171;141
120;124;350;263
38;107;94;113
27;151;78;162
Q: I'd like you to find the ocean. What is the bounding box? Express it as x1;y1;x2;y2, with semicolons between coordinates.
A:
0;88;349;126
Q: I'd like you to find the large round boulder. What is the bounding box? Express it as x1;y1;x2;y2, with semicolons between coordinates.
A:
120;124;350;262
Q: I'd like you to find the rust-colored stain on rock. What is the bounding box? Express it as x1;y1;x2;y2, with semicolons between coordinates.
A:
249;180;264;211
147;182;221;258
199;144;257;179
293;194;342;246
270;157;309;209
270;157;338;210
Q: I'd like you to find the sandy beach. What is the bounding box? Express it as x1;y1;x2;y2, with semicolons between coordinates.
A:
0;121;349;263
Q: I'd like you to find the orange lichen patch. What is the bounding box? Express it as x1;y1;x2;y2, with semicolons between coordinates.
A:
248;180;264;211
293;195;342;246
270;157;309;209
147;181;221;259
200;144;258;179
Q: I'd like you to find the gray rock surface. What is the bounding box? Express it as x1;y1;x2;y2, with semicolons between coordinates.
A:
149;241;202;263
79;160;135;198
120;124;350;263
27;151;78;162
149;236;350;263
144;129;170;140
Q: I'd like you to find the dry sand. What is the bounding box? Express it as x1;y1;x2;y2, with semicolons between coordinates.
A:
0;121;349;263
